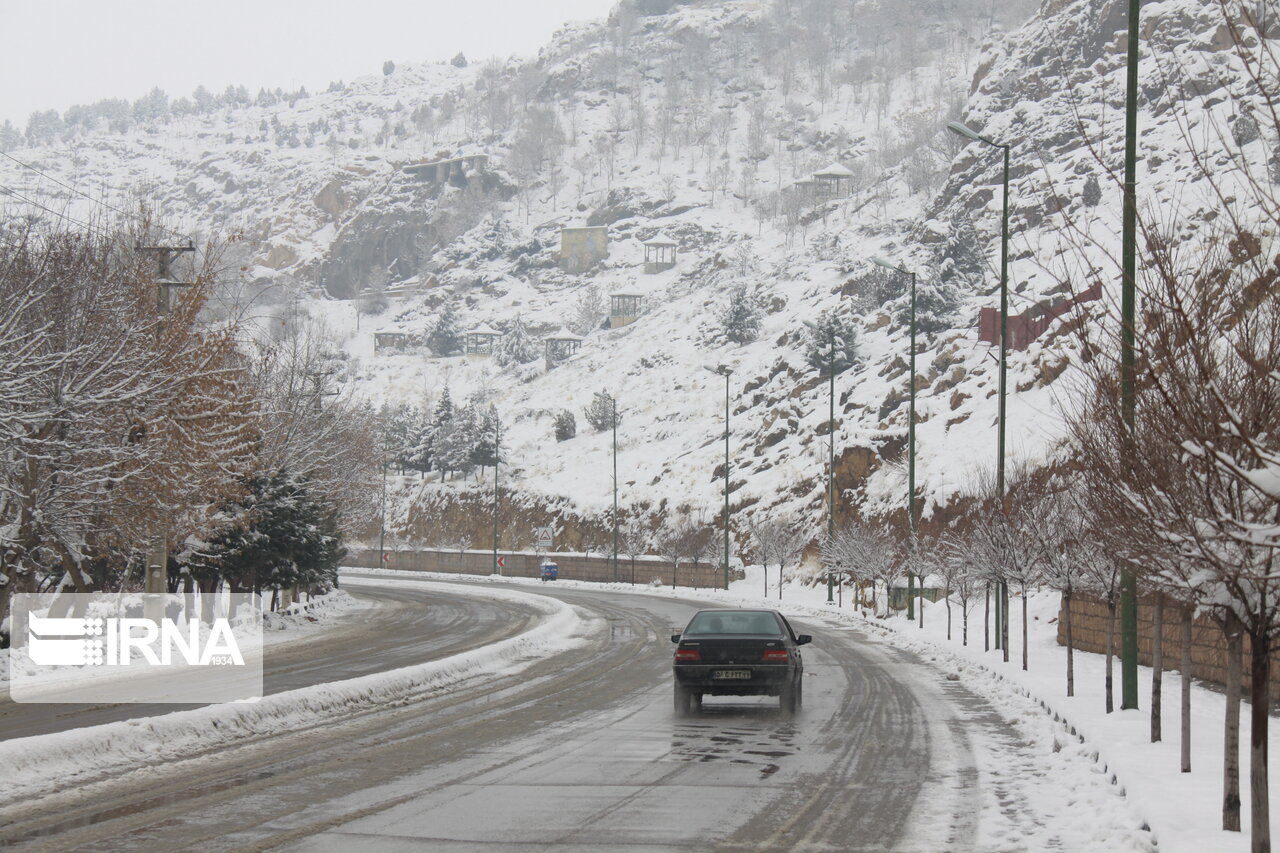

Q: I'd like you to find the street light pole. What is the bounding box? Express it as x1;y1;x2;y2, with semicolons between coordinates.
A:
1119;0;1141;711
612;394;619;583
827;324;836;604
492;419;500;576
704;366;733;590
947;120;1013;654
873;256;921;624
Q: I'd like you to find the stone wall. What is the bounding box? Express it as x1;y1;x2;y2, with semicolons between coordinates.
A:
1058;593;1280;704
345;546;731;589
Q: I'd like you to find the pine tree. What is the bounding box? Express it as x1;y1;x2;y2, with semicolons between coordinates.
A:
584;390;621;432
554;409;577;442
495;315;539;365
804;309;861;375
1082;174;1102;207
427;304;463;356
719;285;763;344
0;120;20;153
438;400;477;478
471;405;502;472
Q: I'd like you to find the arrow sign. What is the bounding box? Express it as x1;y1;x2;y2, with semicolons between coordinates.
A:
381;552;390;563
497;556;506;569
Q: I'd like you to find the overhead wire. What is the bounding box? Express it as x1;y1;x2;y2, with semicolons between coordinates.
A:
0;183;115;238
0;150;191;243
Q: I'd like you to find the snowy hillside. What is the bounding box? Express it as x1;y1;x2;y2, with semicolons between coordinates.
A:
1;0;1270;552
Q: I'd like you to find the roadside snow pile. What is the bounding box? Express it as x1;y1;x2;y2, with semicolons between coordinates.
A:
260;587;371;639
0;580;595;802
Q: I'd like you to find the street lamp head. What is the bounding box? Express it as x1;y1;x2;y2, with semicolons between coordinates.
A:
946;120;983;142
870;255;899;271
703;364;732;376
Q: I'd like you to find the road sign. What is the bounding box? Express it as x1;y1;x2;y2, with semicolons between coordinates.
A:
535;527;554;549
381;552;390;563
497;556;506;569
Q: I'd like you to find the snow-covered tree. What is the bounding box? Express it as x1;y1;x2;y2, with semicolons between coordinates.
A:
495;315;539;365
718;285;762;344
554;409;577;442
572;285;607;335
584;390;620;432
426;304;464;356
803;308;861;375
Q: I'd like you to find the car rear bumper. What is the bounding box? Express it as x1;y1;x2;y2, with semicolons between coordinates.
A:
673;664;794;695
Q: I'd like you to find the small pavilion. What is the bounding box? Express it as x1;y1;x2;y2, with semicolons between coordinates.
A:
464;325;502;358
544;331;583;371
609;293;644;329
812;162;855;201
642;233;678;273
374;332;415;352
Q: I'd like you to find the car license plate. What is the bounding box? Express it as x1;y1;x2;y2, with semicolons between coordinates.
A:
713;669;751;680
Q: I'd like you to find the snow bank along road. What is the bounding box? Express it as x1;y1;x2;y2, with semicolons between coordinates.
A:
0;574;1149;852
0;580;545;741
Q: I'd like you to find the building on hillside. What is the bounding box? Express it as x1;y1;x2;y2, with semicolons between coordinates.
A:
464;325;502;358
560;226;609;273
641;232;677;273
609;293;644;329
402;153;488;185
978;281;1103;351
544;330;583;371
812;162;855;201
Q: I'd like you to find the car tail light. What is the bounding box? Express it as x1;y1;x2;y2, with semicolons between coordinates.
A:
762;649;788;662
675;648;701;662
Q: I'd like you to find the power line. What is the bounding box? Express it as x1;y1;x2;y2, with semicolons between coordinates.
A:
0;183;114;238
0;150;189;242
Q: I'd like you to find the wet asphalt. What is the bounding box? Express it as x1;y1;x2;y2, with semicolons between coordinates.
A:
0;574;1001;852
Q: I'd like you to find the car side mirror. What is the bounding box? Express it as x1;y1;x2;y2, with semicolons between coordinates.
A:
670;633;682;644
796;634;812;645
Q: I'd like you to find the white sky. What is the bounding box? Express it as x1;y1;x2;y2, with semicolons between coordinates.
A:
0;0;618;126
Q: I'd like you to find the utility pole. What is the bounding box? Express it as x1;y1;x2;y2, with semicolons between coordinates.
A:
1119;0;1142;711
138;242;195;617
704;366;733;591
827;325;835;604
493;419;500;576
612;395;619;583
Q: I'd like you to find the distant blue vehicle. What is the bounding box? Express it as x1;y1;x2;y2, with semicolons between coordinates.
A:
540;562;559;582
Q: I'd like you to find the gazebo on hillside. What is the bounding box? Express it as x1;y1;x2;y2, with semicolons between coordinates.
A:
642;232;678;273
544;330;583;371
812;162;855;201
465;325;502;358
609;293;644;329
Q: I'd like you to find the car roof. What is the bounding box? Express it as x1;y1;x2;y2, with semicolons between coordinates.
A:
693;608;781;614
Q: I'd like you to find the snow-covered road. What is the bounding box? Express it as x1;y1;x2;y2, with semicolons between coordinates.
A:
0;581;544;741
0;573;1153;851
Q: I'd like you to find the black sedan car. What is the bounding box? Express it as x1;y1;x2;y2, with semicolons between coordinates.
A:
670;608;811;716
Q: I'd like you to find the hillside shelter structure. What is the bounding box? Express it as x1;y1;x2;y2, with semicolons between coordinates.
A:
544;331;583;371
642;233;677;273
402;153;488;184
812;162;855;201
374;332;416;351
465;325;501;358
560;226;609;273
609;293;644;329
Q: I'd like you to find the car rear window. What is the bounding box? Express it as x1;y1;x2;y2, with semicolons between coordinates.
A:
684;611;781;636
